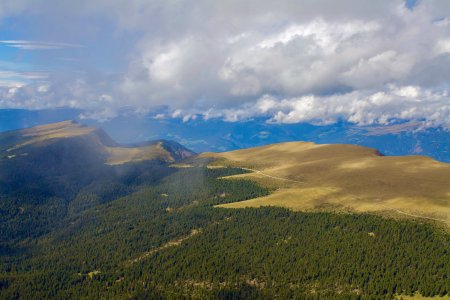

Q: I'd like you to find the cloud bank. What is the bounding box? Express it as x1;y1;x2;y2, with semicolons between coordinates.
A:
0;0;449;127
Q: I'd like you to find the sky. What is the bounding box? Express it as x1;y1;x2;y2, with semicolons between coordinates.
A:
0;0;449;128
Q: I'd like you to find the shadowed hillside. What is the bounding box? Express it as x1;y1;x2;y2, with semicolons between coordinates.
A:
0;121;195;243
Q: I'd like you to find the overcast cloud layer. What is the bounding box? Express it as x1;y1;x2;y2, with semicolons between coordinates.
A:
0;0;449;127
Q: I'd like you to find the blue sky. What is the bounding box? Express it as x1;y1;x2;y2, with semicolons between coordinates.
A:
0;0;449;129
405;0;420;10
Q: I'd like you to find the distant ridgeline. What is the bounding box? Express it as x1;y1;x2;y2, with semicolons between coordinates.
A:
0;109;449;163
0;121;448;299
95;117;450;163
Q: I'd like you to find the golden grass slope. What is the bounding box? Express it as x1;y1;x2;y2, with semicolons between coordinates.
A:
200;141;450;225
105;142;174;165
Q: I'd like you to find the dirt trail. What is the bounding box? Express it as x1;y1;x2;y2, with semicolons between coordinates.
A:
240;167;305;183
238;167;449;224
127;229;201;266
377;204;449;223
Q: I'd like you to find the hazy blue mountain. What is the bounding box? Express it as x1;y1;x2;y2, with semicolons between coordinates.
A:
1;109;449;162
92;115;450;163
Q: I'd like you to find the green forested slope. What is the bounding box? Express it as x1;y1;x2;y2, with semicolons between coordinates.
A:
1;166;448;299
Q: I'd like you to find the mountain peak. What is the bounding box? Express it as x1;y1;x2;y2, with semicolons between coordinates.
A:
0;121;195;165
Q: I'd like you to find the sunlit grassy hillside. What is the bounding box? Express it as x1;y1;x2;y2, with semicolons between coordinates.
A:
201;141;450;226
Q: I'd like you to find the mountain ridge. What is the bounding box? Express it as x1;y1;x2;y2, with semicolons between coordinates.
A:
0;120;195;165
0;121;195;245
1;109;449;162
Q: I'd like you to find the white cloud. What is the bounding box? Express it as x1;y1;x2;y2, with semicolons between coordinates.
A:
208;85;449;128
0;81;24;88
435;38;450;55
0;40;82;50
256;19;379;51
0;70;48;88
0;0;449;128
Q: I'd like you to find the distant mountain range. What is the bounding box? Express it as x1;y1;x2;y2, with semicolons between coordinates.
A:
1;108;449;162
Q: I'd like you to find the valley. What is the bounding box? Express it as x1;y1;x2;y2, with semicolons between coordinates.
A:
0;121;449;299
